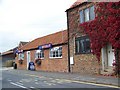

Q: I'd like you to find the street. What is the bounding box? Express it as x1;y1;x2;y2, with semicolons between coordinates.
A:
1;69;119;89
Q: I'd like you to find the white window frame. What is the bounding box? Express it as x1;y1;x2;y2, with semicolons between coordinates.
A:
49;46;62;59
80;5;95;23
18;53;24;60
84;8;90;22
35;50;44;59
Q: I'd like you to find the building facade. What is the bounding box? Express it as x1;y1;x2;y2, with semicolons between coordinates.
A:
1;42;28;66
66;1;116;75
15;30;69;72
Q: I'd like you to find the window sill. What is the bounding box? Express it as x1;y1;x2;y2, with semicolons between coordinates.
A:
49;57;62;59
18;59;24;60
80;19;94;24
35;58;44;60
75;52;91;55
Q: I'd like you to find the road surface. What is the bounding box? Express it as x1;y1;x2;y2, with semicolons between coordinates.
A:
1;68;119;89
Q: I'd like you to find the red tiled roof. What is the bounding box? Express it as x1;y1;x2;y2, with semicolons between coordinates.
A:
20;30;68;50
68;0;87;10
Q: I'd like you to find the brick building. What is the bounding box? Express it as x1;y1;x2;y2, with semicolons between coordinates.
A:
66;0;116;75
1;41;28;66
15;30;69;72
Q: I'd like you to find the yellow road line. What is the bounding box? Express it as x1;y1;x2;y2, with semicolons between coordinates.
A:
24;73;119;88
25;74;39;77
64;79;119;88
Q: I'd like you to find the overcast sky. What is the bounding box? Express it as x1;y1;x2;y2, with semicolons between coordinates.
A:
0;0;76;52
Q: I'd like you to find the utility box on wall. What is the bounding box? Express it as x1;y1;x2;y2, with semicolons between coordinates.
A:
70;57;74;65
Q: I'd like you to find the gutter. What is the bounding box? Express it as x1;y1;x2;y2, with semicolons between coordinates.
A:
66;11;71;73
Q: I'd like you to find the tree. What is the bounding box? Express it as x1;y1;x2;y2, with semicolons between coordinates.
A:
80;2;120;76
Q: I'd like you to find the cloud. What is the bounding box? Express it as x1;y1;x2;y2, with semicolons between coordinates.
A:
0;0;75;52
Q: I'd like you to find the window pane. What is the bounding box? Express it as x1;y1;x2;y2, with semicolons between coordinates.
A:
80;39;85;53
50;50;53;57
38;53;40;58
56;51;58;57
49;47;62;58
53;51;55;57
84;8;89;22
80;10;84;23
35;50;44;59
18;54;20;60
75;36;91;54
21;53;24;60
90;6;95;20
85;38;91;53
42;52;44;58
76;40;80;53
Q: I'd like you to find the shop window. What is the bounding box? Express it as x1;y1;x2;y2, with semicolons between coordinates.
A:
75;36;91;54
18;53;24;60
80;5;95;23
35;50;44;59
49;46;62;58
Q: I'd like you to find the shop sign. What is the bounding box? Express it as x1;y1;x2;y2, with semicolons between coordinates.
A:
14;49;23;54
38;43;52;50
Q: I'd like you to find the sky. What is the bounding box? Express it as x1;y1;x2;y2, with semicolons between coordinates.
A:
0;0;76;52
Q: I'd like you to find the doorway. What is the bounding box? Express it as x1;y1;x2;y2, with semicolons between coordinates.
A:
26;51;31;70
101;44;115;70
107;44;115;66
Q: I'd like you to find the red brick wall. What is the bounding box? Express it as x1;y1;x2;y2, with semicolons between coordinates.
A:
15;52;27;70
67;2;100;75
16;44;68;72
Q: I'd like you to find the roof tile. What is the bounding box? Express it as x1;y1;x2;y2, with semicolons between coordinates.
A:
21;30;68;50
69;0;87;9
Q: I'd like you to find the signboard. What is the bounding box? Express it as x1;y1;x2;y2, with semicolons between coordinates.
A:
38;43;52;50
14;49;23;54
28;62;35;71
70;57;74;65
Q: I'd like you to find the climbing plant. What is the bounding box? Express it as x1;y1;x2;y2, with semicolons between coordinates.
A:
80;2;120;75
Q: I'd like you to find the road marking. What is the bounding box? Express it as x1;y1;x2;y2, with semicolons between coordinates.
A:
60;79;119;88
16;82;24;85
30;87;35;88
10;82;27;88
24;73;119;88
24;74;39;77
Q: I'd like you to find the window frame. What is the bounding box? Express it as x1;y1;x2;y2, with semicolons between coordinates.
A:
35;50;44;59
89;5;95;20
84;8;90;22
75;36;91;54
18;53;24;60
49;46;62;59
80;5;95;23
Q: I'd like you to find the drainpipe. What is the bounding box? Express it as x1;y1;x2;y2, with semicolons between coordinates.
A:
66;11;71;73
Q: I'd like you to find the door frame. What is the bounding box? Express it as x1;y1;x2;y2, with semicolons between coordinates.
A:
26;51;31;70
101;44;115;70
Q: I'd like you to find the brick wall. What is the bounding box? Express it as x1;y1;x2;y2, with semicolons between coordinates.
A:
16;52;27;70
16;44;68;72
67;2;100;75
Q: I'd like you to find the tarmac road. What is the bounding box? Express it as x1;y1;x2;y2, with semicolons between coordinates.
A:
1;69;119;89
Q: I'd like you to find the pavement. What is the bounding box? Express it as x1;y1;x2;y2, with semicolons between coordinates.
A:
2;67;120;87
0;67;13;71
